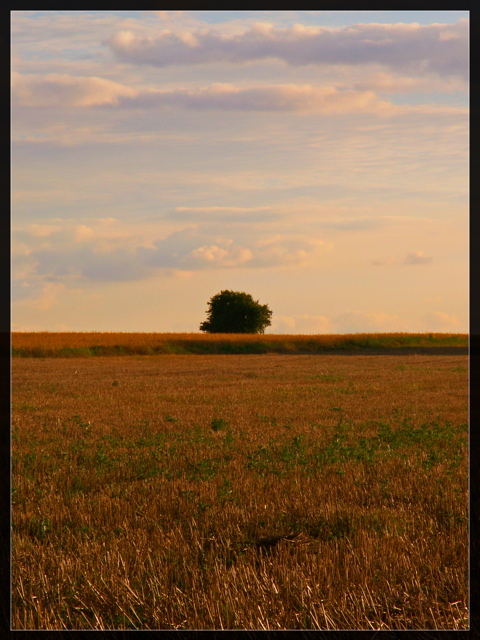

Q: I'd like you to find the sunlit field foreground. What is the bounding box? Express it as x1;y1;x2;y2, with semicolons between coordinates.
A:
11;331;467;357
12;353;468;630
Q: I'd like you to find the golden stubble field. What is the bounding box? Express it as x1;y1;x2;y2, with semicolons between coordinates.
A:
11;353;468;630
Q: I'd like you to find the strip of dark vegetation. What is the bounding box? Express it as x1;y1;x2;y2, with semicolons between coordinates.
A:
12;343;468;358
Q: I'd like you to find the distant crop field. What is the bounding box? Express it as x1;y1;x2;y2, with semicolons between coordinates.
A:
11;331;468;357
11;353;468;630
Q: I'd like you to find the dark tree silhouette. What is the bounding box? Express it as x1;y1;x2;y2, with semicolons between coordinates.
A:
199;290;272;334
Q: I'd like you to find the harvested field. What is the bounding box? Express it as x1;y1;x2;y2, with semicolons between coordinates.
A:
11;353;468;630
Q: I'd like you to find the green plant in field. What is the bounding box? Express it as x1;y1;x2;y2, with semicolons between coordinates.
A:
128;454;162;481
306;512;354;541
224;427;235;446
71;414;92;433
217;478;235;503
94;444;117;468
360;513;387;536
245;444;275;476
22;452;37;469
211;417;228;431
67;475;90;495
312;373;345;382
13;402;36;412
185;458;221;481
279;435;307;466
257;414;278;426
25;517;51;542
133;430;165;448
337;381;356;395
194;500;211;517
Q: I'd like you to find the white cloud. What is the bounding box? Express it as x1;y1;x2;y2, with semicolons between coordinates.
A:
25;223;63;237
372;257;396;267
353;70;467;94
36;282;67;310
12;71;467;119
372;249;434;266
404;250;433;265
18;281;67;310
190;243;253;267
269;314;330;334
421;311;459;331
250;234;324;267
12;71;136;107
332;311;406;333
121;83;400;116
143;227;327;271
154;11;187;21
106;19;468;79
270;310;463;334
12;218;330;294
13;218;143;254
171;206;278;222
321;216;389;231
74;225;96;242
120;83;465;117
12;187;93;205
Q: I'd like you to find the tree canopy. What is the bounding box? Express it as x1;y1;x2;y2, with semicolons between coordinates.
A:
199;290;272;334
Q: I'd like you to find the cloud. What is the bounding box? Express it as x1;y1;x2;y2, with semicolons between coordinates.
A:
106;19;468;78
421;311;459;331
11;71;136;108
320;216;389;231
353;70;467;94
120;83;400;116
404;250;433;265
372;257;396;267
29;244;156;283
168;206;279;222
12;219;155;285
154;11;187;21
12;279;67;309
12;219;329;292
372;249;434;266
22;223;63;237
12;72;466;117
142;227;326;270
250;234;324;267
121;83;465;117
190;243;253;267
332;311;406;333
74;225;96;242
33;282;67;310
269;314;330;334
270;310;463;334
13;218;141;254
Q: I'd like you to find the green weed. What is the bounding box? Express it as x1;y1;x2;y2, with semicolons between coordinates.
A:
211;417;228;431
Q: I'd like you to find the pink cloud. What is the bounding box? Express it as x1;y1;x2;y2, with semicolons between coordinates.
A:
106;19;468;78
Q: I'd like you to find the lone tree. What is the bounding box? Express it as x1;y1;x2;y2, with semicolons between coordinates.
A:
199;290;272;334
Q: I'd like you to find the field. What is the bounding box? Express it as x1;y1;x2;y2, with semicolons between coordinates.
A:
11;331;468;357
11;349;468;630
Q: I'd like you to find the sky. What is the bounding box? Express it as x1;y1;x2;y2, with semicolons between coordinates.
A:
11;10;469;334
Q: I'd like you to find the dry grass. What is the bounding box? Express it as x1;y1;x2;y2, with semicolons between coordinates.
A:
11;331;468;357
11;353;468;630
